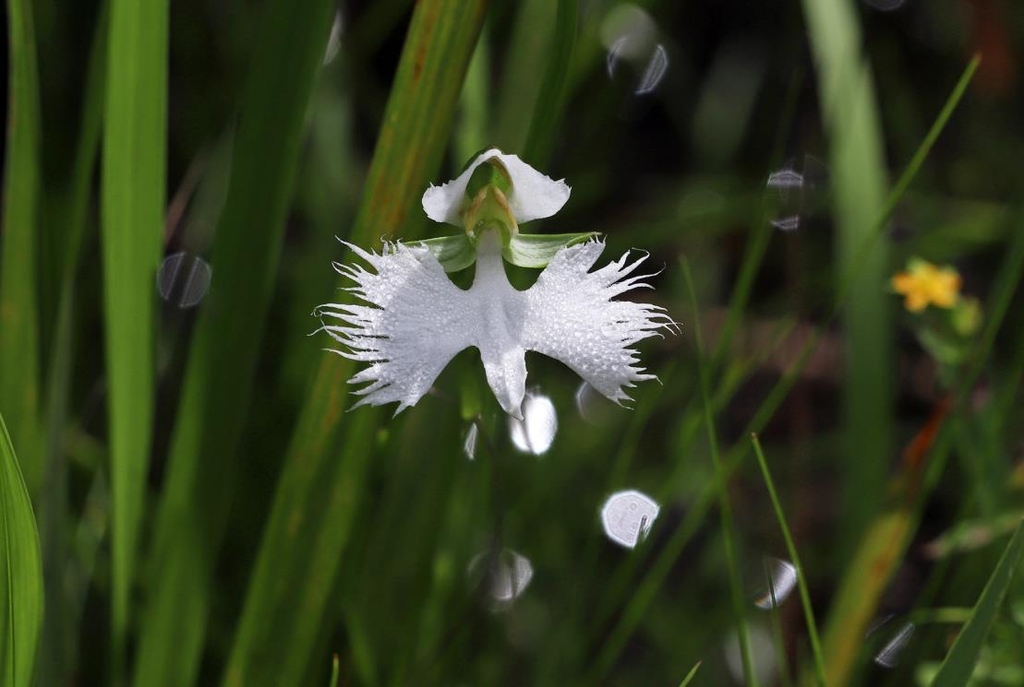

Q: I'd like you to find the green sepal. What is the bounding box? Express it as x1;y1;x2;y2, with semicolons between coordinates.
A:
503;232;600;268
413;234;477;272
464;157;512;199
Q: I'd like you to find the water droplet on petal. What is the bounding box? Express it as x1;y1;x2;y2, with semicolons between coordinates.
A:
600;489;660;548
469;549;534;612
509;393;557;456
753;557;798;609
157;252;212;308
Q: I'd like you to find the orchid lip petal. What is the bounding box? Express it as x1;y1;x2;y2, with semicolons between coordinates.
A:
317;232;675;418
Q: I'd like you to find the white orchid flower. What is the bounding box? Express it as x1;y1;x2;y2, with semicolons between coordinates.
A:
316;149;675;419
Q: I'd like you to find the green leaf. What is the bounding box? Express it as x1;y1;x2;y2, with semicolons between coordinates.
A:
751;434;828;687
879;55;980;227
131;1;336;686
503;231;598;268
327;655;340;687
36;6;108;687
415;234;478;272
100;0;167;675
931;520;1024;687
801;0;893;553
818;508;916;687
493;0;553;151
677;661;702;687
0;412;44;687
221;3;490;686
683;261;757;687
521;0;577;165
455;31;490;163
0;0;43;498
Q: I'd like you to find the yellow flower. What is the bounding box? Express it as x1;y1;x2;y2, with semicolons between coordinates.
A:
891;259;962;312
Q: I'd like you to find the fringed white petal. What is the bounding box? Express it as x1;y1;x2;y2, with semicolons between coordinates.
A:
318;237;672;417
421;148;571;226
316;242;475;415
522;240;675;405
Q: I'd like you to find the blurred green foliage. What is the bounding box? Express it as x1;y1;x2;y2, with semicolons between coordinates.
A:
2;0;1024;686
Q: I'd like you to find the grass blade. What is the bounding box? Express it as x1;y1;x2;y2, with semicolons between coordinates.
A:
960;211;1024;396
221;3;489;686
878;55;980;227
37;6;108;687
682;260;757;687
493;0;554;152
0;412;44;687
100;0;167;676
0;0;43;497
455;24;490;163
522;0;577;164
801;0;893;549
825;510;918;685
815;393;951;687
327;655;340;687
130;2;336;686
930;520;1024;687
751;434;828;687
677;661;702;687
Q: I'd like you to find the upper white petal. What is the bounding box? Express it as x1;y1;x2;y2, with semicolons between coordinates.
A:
421;148;571;226
521;240;674;405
